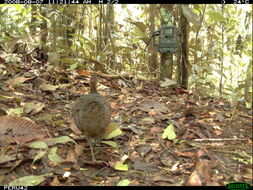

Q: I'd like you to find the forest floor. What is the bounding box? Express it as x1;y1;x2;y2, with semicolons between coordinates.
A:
0;56;252;186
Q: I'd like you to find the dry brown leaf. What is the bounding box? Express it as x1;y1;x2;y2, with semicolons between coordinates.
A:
187;149;221;186
148;109;157;115
121;88;128;95
133;162;158;172
50;176;60;186
129;151;141;163
22;102;46;115
74;144;84;157
174;150;195;157
0;155;16;164
76;70;92;76
240;165;253;180
39;83;58;91
69;119;82;135
150;127;163;133
111;102;117;109
0;116;47;145
118;95;125;101
213;130;222;136
139;100;169;113
66;150;77;164
8;76;30;87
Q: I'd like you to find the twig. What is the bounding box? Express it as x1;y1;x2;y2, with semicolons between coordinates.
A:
193;138;248;142
238;113;252;119
15;142;19;157
211;150;240;154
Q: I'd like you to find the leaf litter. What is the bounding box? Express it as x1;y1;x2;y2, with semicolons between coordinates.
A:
0;57;252;186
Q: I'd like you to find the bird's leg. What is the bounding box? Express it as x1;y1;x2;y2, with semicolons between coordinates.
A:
87;138;96;161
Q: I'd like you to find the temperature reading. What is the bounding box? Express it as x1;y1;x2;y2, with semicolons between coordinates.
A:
233;0;249;3
234;0;241;3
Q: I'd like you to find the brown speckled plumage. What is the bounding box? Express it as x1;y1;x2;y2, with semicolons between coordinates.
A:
72;75;111;161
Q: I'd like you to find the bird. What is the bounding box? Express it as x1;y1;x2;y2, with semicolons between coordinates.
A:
71;74;111;161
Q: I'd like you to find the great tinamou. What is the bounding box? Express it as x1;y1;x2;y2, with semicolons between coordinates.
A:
71;74;111;161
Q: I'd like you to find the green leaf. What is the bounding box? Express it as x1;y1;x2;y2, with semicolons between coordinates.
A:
48;52;60;65
115;162;128;171
52;136;76;145
117;179;131;186
37;114;52;125
29;141;48;149
32;151;47;164
160;78;177;88
133;26;146;38
48;147;62;165
245;101;252;109
209;11;225;22
105;128;123;139
53;119;64;127
233;157;252;165
104;122;123;139
61;58;76;65
141;117;155;124
67;63;78;71
181;5;201;26
0;155;16;164
22;102;45;114
7;107;23;116
130;22;147;33
8;173;53;186
162;124;176;140
100;141;118;148
114;46;133;53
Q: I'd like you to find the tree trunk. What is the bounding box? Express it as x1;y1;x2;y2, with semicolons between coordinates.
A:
180;6;189;89
159;6;173;80
148;4;157;78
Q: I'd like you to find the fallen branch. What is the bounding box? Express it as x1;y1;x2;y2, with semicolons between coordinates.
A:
193;138;248;142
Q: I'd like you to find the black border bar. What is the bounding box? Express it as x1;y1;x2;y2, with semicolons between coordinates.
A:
1;0;253;4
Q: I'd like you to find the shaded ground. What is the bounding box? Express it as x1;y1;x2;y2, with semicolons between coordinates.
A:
0;58;252;186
